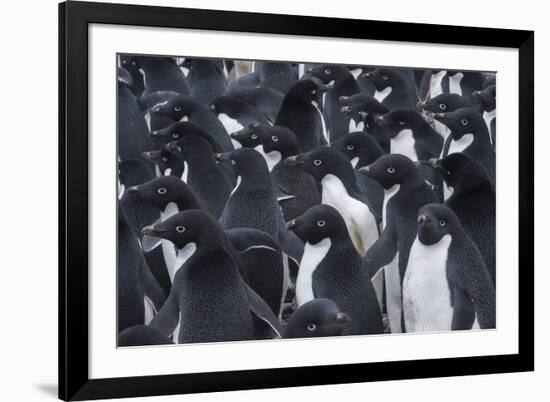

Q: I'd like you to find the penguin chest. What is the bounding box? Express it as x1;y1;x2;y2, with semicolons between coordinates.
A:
321;174;378;255
382;184;400;229
483;110;496;142
254;145;281;172
390;129;418;161
403;235;453;332
217;113;244;134
296;239;331;306
348;118;365;133
374;86;392;103
448;133;474;156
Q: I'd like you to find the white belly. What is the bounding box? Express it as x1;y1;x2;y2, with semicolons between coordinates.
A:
449;72;464;96
311;100;329;143
403;234;453;332
430;71;446;98
218;113;244;135
181;161;189;183
385;253;402;333
143;296;156;325
296;238;331;306
448;133;474;156
374;86;392;103
391;129;418;161
483;109;496;144
321;174;379;256
382;184;400;229
433;119;450;140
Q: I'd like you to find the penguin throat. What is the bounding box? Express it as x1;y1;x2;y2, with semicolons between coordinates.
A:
350;157;360;169
218;113;244;135
348;118;365;133
253;145;281;172
173;242;197;277
390;129;418;161
448;133;474;156
296;238;331;306
374;86;392;103
161;202;179;220
382;184;401;229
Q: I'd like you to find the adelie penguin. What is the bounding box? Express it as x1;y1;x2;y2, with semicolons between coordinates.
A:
144;210;283;343
119;55;145;97
308;65;360;142
285;146;380;257
275;79;332;152
359;154;437;333
150;94;233;152
434;107;495;183
473;85;496;147
282;298;351;338
130;55;191;97
183;58;227;106
431;154;495;284
286;205;384;335
362;68;416;109
402;204;495;332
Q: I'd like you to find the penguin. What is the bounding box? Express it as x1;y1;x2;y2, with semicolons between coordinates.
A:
149;120;227;154
144;210;282;343
349;66;377;96
130;55;191;96
402;204;495;332
149;95;233;152
216;148;279;238
308;65;360;142
118;324;173;347
473;85;496;146
137;90;180;132
431;154;495;283
416;93;475;140
331;131;385;218
434;107;495;183
284;146;379;256
282;298;350;338
141;149;185;179
255;61;298;94
119;55;145;97
445;71;484;103
275;79;332;152
164;135;232;219
226;71;261;92
209;96;270;141
286;205;384;335
358;154;437;333
184;58;227;106
362;68;415;109
231;124;321;221
224;86;284;124
339;96;391;153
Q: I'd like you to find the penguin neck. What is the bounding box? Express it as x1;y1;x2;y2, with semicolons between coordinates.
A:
253;145;282;173
322;165;359;195
234;165;273;194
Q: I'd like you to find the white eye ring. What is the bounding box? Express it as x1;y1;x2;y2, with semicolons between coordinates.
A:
157;187;167;195
251;134;258;140
131;61;136;66
313;159;322;166
175;226;185;233
172;133;180;139
174;106;181;112
272;136;279;142
310;89;317;95
346;145;354;151
387;167;395;174
210;104;216;110
122;60;127;64
439;220;446;227
162;156;168;162
324;68;331;75
317;220;326;227
399;121;406;126
461;118;469;126
439;104;447;110
382;74;389;80
307;323;317;331
231;160;236;165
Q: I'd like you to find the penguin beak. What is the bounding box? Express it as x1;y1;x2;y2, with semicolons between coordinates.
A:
339;96;349;104
416;101;427;110
358;165;371;176
432;113;447;122
283;155;304;167
361;72;372;79
417;215;428;225
319;83;334;92
285;219;296;230
374;115;386;126
335;312;351;324
306;67;314;74
340;105;351;113
141;225;166;236
141;151;155;160
215;153;230;162
472;90;481;97
165;141;180;152
430;158;443;169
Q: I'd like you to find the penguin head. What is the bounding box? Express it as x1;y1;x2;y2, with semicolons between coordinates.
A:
215;148;268;175
119;55;141;81
150;95;198;122
416;93;472;114
141;149;177;173
286;79;331;104
331;131;384;166
375;108;427;138
142;210;224;251
254;125;301;159
473;85;496;111
430;153;493;194
165;134;216;160
283;298;351;339
340;96;388;118
230;124;263;148
125;176;200;211
153;122;222;153
209;96;241;117
416;203;462;246
362;67;402;91
284;146;353;183
433;107;485;140
307;65;349;84
117;66;133;87
286;204;348;244
358;153;419;189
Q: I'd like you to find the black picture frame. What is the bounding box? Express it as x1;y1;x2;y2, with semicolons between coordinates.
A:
59;1;534;400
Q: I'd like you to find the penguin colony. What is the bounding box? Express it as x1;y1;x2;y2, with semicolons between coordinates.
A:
117;55;496;346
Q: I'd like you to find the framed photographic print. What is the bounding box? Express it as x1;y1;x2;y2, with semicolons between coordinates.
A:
59;1;534;400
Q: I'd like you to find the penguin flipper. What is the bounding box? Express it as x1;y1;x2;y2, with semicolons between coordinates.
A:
244;283;283;338
118;324;174;347
149;294;179;338
139;260;167;312
364;228;397;279
451;286;476;330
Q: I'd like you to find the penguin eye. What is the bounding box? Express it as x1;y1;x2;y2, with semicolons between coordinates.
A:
324;68;331;75
157;187;167;195
398;121;406;126
313;159;322;166
162;156;168;162
175;226;185;233
251;134;258;140
172;133;180;139
174;106;181;112
310;89;317;95
210;104;216;110
272;136;279;142
317;220;326;227
131;61;136;66
461;118;469;126
387;167;395;174
382;74;389;80
346;145;354;151
122;60;127;64
439;103;447;110
231;159;237;166
177;146;182;152
439;220;446;227
307;323;317;331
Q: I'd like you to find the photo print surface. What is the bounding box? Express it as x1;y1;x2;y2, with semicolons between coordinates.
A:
117;55;496;347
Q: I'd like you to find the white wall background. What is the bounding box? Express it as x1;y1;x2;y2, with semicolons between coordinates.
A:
0;0;545;400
